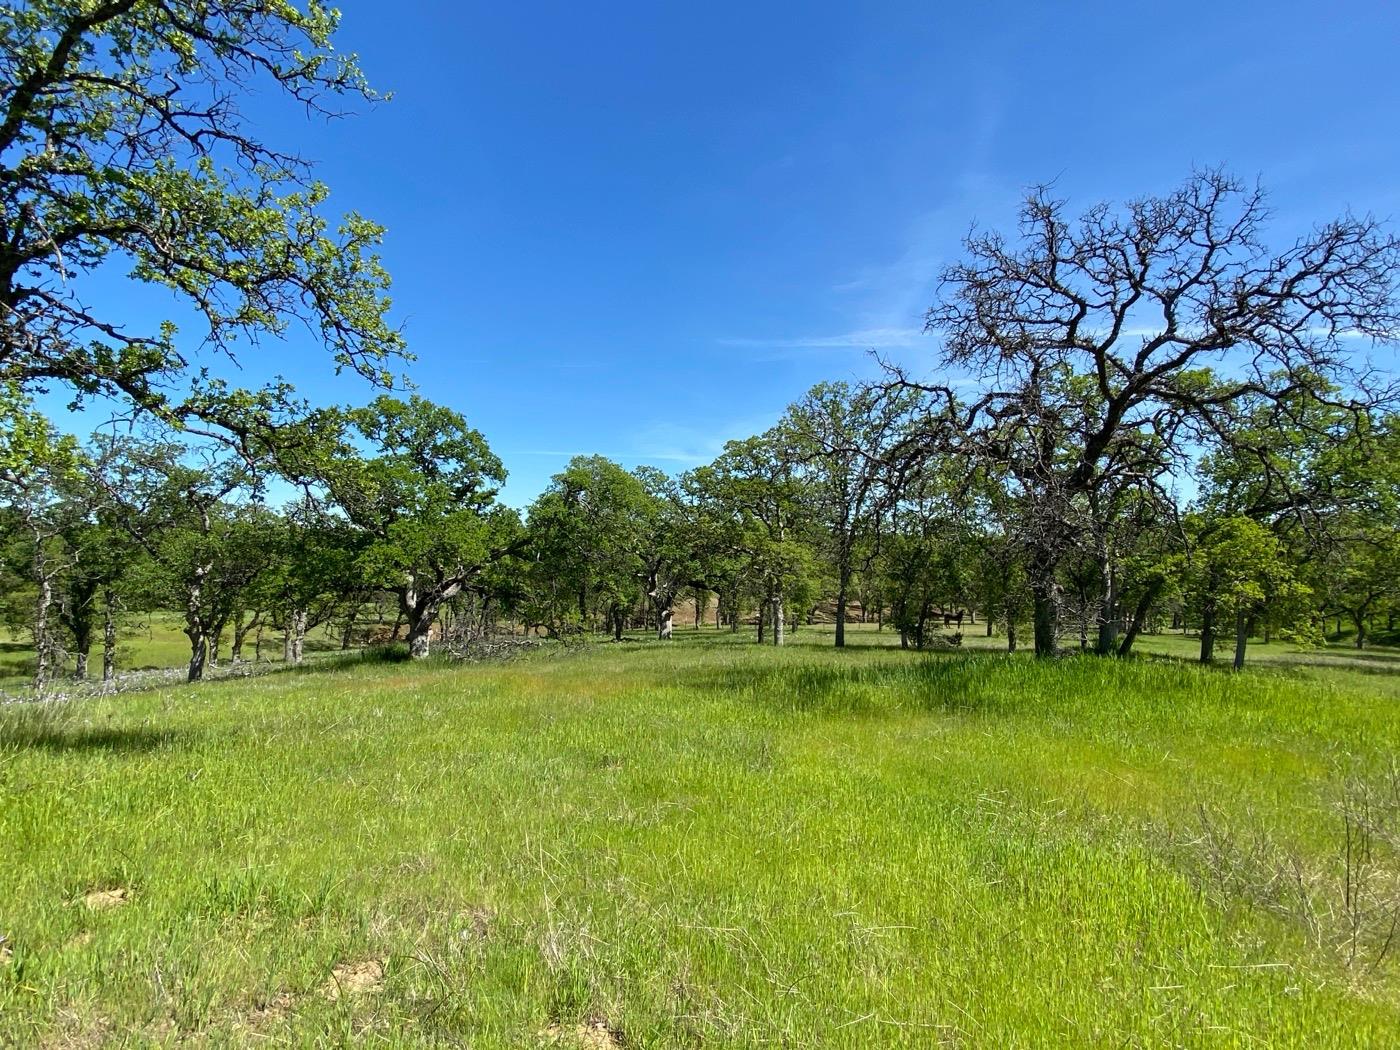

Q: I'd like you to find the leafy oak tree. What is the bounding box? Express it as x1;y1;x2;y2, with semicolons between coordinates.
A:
692;431;814;646
288;396;520;658
527;456;651;640
1185;515;1305;669
786;381;914;647
0;0;404;420
95;433;271;681
0;387;82;688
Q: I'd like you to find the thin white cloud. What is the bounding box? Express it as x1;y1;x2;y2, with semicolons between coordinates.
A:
627;413;786;468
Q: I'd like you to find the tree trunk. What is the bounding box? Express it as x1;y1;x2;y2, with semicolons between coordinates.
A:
757;603;766;644
1117;579;1164;659
406;604;436;658
1199;602;1216;664
1233;608;1249;671
613;607;624;642
1031;586;1056;658
185;570;210;682
835;569;850;648
773;593;784;647
1094;548;1118;656
1007;620;1017;653
291;608;307;664
102;592;117;686
230;610;248;663
1353;610;1367;649
33;568;54;692
72;635;90;679
1028;547;1058;657
187;629;208;682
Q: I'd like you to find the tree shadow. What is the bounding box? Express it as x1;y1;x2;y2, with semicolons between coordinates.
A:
0;722;188;754
0;638;38;679
1133;645;1400;679
675;649;1015;716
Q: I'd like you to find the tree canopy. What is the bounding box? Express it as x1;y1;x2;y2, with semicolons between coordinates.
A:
0;0;404;422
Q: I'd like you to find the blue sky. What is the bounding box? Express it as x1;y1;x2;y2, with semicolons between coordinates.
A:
48;1;1400;506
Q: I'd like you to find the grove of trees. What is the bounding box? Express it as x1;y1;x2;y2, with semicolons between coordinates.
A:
3;8;1399;691
6;290;1399;689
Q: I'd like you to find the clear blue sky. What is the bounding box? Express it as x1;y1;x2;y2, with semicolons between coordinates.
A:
51;1;1400;506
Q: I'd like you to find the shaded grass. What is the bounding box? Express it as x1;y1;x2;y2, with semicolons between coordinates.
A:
0;635;1398;1045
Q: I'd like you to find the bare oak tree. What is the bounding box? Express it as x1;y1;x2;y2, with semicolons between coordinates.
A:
898;171;1400;655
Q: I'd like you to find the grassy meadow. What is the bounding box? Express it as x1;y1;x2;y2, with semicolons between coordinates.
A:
2;625;1400;1046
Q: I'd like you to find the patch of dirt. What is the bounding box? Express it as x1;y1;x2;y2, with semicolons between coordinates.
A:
321;958;385;1001
245;990;295;1028
79;887;128;910
542;1018;625;1048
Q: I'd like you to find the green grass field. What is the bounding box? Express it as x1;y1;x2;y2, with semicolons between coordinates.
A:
3;626;1399;1046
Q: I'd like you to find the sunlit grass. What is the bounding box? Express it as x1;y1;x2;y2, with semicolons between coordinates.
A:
0;614;350;692
2;631;1398;1046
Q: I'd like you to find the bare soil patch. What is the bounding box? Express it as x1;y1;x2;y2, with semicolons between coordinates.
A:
321;958;385;1000
542;1017;625;1048
78;888;128;911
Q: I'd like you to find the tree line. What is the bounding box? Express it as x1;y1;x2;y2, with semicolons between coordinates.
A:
4;336;1399;688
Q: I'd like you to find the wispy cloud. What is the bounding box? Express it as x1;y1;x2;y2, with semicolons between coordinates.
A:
625;414;787;469
717;86;1015;369
717;326;924;350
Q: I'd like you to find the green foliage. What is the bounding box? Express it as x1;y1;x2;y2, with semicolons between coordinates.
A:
93;435;274;677
527;456;652;634
1184;515;1309;660
689;430;822;636
286;396;518;654
0;1;404;415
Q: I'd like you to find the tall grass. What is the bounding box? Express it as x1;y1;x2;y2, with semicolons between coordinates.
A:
1;634;1397;1046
